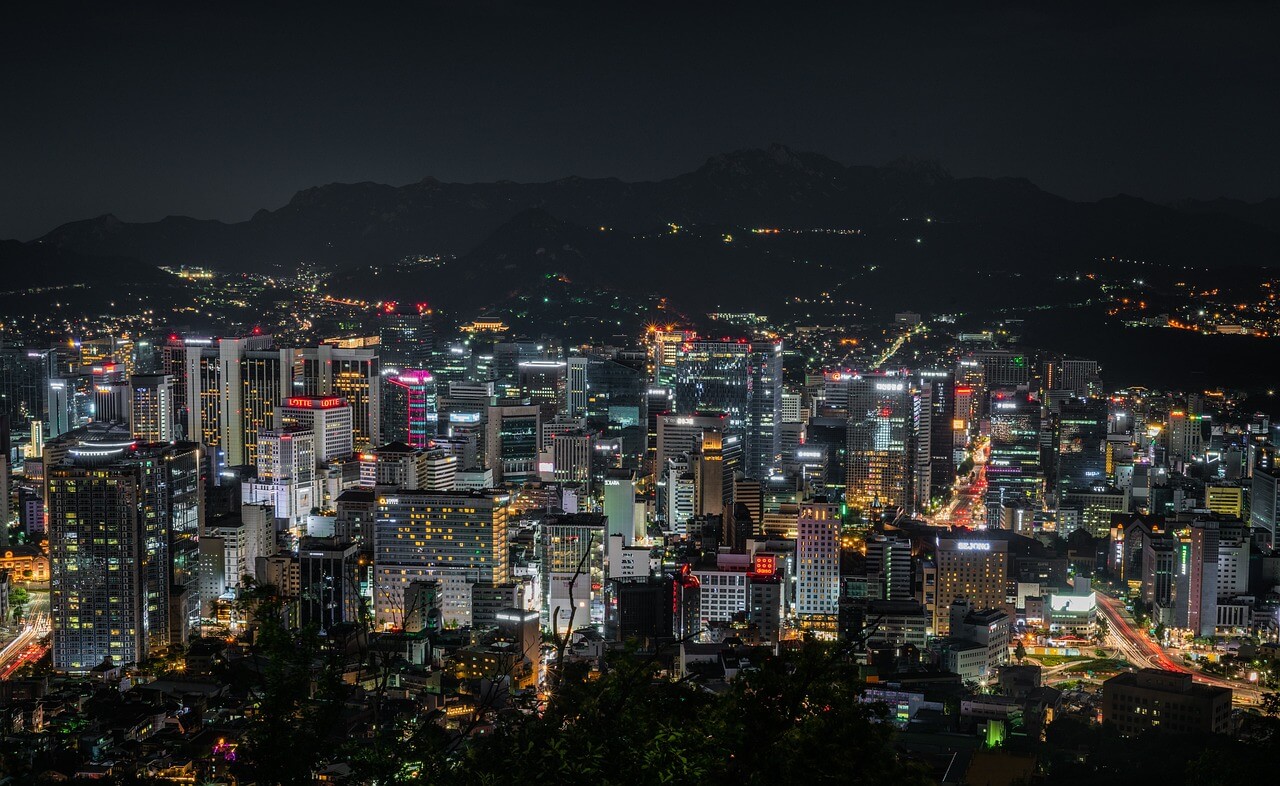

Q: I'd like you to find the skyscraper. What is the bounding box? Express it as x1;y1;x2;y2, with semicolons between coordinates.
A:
378;304;434;372
297;345;381;451
986;391;1043;526
796;500;841;624
47;425;203;671
844;374;912;513
278;395;355;462
373;490;509;628
933;537;1008;635
128;373;176;443
183;334;292;468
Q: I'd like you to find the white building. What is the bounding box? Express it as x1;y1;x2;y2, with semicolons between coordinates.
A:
278;395;354;462
796;499;841;618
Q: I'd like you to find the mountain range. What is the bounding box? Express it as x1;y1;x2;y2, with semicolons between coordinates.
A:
11;144;1280;313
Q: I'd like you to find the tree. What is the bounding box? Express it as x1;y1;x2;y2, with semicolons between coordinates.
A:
1015;640;1027;663
8;587;28;624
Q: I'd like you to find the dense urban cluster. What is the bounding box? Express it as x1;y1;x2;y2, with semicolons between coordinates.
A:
0;302;1276;785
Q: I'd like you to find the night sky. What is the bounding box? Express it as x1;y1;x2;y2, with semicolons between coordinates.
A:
3;2;1277;240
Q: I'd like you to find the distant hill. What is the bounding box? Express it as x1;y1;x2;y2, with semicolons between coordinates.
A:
16;144;1280;313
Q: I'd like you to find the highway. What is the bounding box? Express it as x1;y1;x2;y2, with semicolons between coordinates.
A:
0;613;49;680
1096;593;1262;705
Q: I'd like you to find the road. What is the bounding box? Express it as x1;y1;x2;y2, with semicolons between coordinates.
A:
1096;593;1262;704
928;439;988;527
0;613;49;680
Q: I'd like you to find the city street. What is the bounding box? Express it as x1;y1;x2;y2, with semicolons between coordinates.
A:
1096;593;1262;705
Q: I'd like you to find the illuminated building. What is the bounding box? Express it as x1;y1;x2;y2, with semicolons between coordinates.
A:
647;326;695;387
673;339;780;480
197;504;274;618
1060;483;1128;539
485;404;542;484
1053;398;1108;499
378;304;434;371
244;427;317;532
1173;518;1219;637
373;490;509;628
1102;669;1231;736
933;537;1008;635
298;537;360;632
518;360;568;411
1165;409;1203;463
795;499;840;621
47;425;203;671
985;391;1043;526
183;334;291;467
539;513;605;633
128;373;175;443
278;395;354;461
844;374;912;513
866;535;913;601
551;429;593;493
0;345;55;428
297;345;381;451
1249;466;1279;547
381;370;436;449
920;370;956;500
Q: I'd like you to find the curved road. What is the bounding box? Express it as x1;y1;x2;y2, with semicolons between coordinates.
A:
1096;593;1262;704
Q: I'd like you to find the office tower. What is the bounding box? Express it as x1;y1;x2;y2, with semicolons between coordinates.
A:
378;304;434;372
933;537;1009;635
297;345;381;451
947;601;1012;679
1141;531;1177;610
910;380;934;512
1060;483;1128;538
952;383;976;463
1102;670;1231;736
48;373;93;437
748;559;784;644
780;389;804;423
244;427;317;532
423;448;458;491
663;456;695;533
1054;398;1108;497
298;537;360;632
278;395;354;462
1055;358;1103;399
673;339;780;481
603;468;643;545
844;374;912;513
1175;519;1219;638
974;349;1031;390
674;339;750;431
921;371;956;501
334;488;377;544
1250;466;1279;546
0;417;7;548
184;334;292;468
540;513;605;633
655;412;728;472
90;362;130;423
519;361;568;411
986;391;1043;525
694;431;727;519
1166;409;1204;463
691;554;750;626
47;426;203;671
198;504;275;617
552;429;594;493
866;535;913;601
1217;520;1249;596
647;327;695;387
373;490;509;628
486;404;542;484
744;340;783;480
128;374;175;443
470;582;525;631
804;416;848;491
644;386;674;474
795;499;841;622
380;370;436;450
566;355;588;417
403;579;444;634
0;345;55;427
371;442;430;489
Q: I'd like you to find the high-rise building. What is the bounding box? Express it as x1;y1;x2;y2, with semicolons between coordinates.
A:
1166;409;1204;463
745;340;783;481
0;345;55;428
183;334;292;468
866;535;913;601
297;345;381;451
278;395;354;462
485;404;542;484
298;537;361;632
1054;398;1108;498
986;391;1043;525
128;373;175;443
1174;519;1219;638
795;499;841;623
47;425;203;671
381;370;438;450
540;513;605;634
373;490;509;628
933;537;1009;635
244;427;318;533
920;371;956;501
1250;466;1279;546
674;339;750;435
378;304;434;372
519;361;568;412
647;327;696;387
844;374;913;513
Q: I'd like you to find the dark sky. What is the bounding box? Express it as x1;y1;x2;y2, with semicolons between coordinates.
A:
3;2;1277;240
